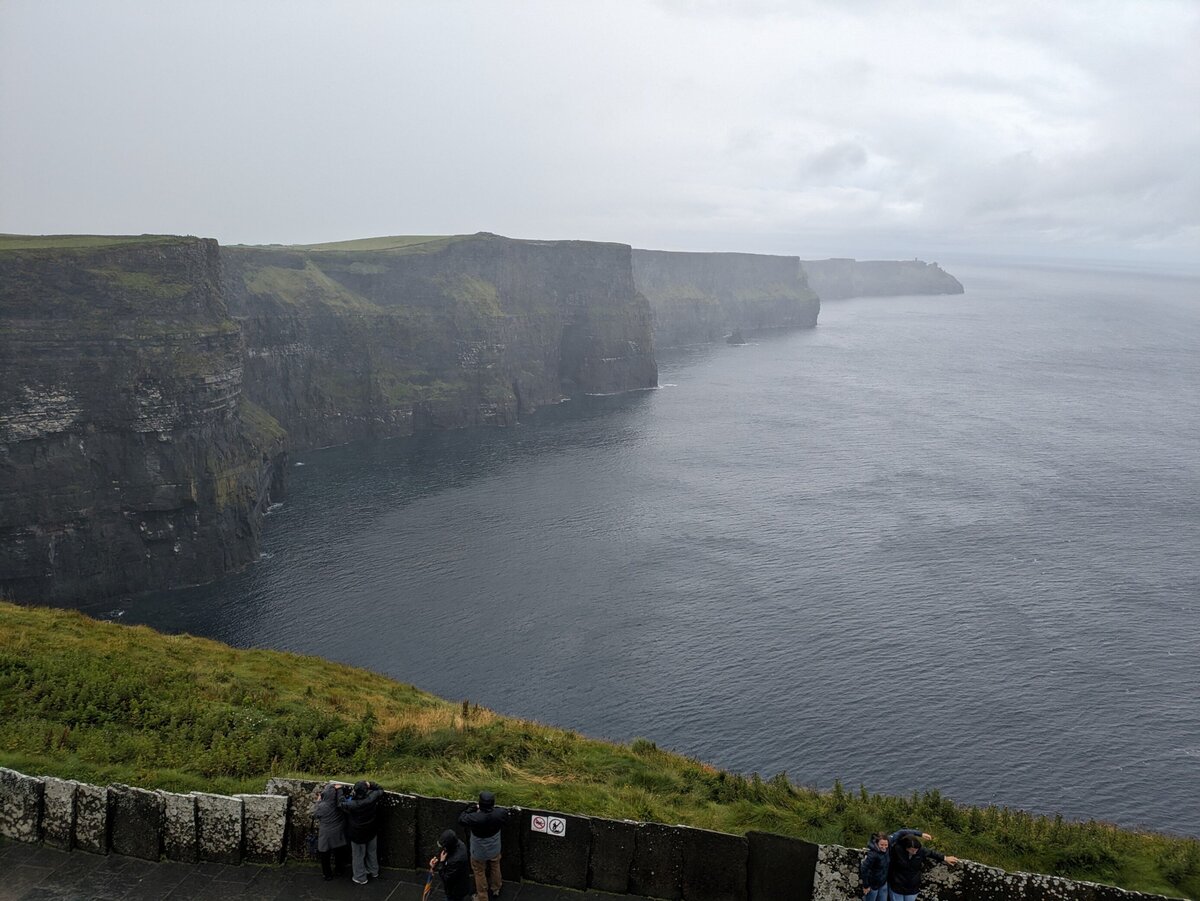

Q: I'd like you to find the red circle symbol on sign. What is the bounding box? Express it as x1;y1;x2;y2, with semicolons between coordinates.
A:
532;816;546;830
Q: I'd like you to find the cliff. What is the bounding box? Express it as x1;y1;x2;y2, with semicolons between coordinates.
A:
632;249;820;347
0;235;286;603
224;233;658;449
800;258;964;299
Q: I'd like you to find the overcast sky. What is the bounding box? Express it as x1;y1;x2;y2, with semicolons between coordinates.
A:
2;0;1197;265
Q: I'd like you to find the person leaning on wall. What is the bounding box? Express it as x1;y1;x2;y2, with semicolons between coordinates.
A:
313;781;352;881
458;790;521;901
887;828;960;901
341;779;385;885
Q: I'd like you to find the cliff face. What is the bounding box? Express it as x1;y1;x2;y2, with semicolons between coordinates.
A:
632;249;820;347
0;236;286;603
224;234;657;450
801;258;964;299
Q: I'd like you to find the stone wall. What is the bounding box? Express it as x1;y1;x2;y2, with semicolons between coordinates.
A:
0;768;1183;901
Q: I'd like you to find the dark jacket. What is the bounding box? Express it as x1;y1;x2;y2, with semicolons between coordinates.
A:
859;836;889;890
887;829;945;894
459;793;517;860
340;783;384;843
438;831;474;900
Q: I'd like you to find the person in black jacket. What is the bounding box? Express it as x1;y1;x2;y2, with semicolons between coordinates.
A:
458;791;521;900
887;828;959;901
858;831;890;900
340;780;384;885
430;829;474;901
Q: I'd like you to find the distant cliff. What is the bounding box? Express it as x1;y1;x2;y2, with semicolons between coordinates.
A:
632;249;820;347
0;236;286;603
225;234;658;450
801;258;963;299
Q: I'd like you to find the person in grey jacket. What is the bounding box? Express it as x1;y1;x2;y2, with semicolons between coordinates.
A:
313;782;350;881
458;791;520;900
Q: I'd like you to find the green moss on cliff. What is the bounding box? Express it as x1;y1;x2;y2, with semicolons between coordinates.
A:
87;267;192;299
0;602;1195;897
0;234;187;252
244;261;381;312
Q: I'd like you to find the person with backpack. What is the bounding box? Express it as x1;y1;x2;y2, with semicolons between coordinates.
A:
458;790;521;900
858;831;890;900
887;828;960;901
341;779;385;885
430;829;474;901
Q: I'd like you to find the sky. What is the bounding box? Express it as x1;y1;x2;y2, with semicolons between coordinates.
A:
2;0;1198;266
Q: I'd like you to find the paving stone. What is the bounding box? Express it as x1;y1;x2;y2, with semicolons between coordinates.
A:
193;792;243;865
0;767;44;843
236;793;288;864
38;777;77;851
73;782;109;854
161;790;199;863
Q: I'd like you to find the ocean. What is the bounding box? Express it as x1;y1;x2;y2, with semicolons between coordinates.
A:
102;261;1200;837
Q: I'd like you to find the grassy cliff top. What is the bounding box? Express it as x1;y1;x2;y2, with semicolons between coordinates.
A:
0;234;196;252
237;235;475;255
0;601;1195;897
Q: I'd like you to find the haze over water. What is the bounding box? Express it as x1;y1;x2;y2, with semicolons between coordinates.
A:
106;262;1200;837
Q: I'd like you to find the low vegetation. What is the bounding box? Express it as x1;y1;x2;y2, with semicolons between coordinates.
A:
0;602;1195;897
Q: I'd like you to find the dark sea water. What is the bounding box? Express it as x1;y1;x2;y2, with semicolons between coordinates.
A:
99;262;1200;837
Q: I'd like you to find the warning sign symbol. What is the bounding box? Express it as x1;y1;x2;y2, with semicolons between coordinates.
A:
531;815;547;833
548;816;566;836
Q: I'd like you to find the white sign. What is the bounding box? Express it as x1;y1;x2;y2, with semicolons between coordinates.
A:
530;814;567;837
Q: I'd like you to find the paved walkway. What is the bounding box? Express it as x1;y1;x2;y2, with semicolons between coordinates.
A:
0;840;637;901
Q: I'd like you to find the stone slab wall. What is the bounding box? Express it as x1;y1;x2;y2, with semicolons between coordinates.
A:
0;769;1185;901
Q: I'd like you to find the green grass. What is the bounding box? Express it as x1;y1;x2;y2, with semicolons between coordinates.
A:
244;235;476;254
243;261;383;312
0;234;189;252
0;601;1195;898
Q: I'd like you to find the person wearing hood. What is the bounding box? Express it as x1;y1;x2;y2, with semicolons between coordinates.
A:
341;779;385;885
459;790;521;901
430;829;474;901
313;781;351;881
858;831;890;900
887;828;960;901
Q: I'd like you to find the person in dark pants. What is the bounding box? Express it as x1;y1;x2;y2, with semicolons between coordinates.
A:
858;831;890;901
887;828;959;901
341;780;385;885
313;782;351;880
431;829;474;901
458;791;521;900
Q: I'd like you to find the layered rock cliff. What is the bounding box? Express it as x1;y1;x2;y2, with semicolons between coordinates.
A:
224;233;657;450
0;236;286;603
800;258;964;299
632;249;820;347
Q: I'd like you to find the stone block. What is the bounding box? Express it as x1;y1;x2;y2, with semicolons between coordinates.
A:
519;808;592;891
265;777;320;861
108;784;163;861
193;792;243;864
746;830;817;901
679;826;747;901
237;793;288;864
415;795;471;863
498;803;524;883
0;767;44;843
73;782;109;854
160;791;198;863
377;791;418;870
40;776;77;850
589;817;638;893
812;843;862;901
631;821;684;900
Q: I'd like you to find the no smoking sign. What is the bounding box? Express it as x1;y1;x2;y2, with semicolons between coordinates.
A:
530;814;567;837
